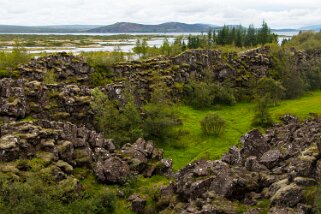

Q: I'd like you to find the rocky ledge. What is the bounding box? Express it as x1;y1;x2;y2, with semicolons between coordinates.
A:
156;115;321;214
0;120;172;185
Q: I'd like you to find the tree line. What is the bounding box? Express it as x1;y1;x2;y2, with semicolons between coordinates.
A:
133;21;278;58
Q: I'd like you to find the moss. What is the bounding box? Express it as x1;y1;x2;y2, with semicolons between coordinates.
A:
35;152;56;167
53;112;70;120
73;149;92;166
47;90;60;98
19;116;37;123
0;69;10;78
255;199;270;214
25;157;46;172
43;69;57;84
7;96;16;103
305;186;318;206
44;99;59;110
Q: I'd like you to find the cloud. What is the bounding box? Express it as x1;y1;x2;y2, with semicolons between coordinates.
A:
0;0;320;28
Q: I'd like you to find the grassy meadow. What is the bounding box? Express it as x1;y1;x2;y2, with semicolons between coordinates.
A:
163;90;321;170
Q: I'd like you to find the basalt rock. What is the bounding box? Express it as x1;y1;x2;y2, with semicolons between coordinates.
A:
18;52;93;83
157;116;321;213
0;121;171;185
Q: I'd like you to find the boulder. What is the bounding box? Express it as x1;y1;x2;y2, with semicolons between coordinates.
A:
259;149;282;169
221;146;242;165
240;129;270;159
0;135;20;161
270;184;304;208
128;194;146;214
94;156;131;184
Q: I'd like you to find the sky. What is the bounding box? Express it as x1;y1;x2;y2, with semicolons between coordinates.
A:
1;0;321;28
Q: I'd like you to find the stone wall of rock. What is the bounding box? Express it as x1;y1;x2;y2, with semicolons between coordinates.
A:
0;120;172;184
111;47;274;103
0;78;93;128
156;115;321;213
18;52;93;84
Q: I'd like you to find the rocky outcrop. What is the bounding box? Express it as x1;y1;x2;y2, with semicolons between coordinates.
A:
18;52;93;84
157;116;321;213
0;121;172;184
112;47;273;103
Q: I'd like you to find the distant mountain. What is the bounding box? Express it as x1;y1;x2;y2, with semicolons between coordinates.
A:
87;22;217;33
0;25;103;33
271;29;299;33
300;25;321;31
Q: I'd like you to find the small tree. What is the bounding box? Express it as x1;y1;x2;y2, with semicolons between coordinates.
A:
252;96;274;128
200;113;225;136
143;75;180;141
90;88;143;146
256;77;285;106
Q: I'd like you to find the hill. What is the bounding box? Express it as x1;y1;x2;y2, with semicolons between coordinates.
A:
300;24;321;31
0;25;102;33
87;22;216;33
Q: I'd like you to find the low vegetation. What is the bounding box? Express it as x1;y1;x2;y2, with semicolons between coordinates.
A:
284;30;321;50
0;43;31;74
163;91;321;170
200;113;225;136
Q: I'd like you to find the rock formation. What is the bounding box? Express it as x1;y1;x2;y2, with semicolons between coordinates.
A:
1;49;321;213
156;115;321;213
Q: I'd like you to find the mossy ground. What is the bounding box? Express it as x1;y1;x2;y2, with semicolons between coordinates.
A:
162;90;321;170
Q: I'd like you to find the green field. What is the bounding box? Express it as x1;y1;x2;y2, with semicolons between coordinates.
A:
163;90;321;170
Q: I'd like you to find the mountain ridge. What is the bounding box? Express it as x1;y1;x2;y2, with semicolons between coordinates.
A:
0;22;319;33
87;22;217;33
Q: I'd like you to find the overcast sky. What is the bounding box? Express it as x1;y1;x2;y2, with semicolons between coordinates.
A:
1;0;321;28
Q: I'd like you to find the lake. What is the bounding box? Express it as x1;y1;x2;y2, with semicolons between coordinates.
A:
0;31;298;54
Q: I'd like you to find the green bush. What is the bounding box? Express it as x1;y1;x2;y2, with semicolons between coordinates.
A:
0;70;10;78
82;49;125;86
184;81;236;109
256;77;285;105
90;88;143;147
252;96;274;128
0;172;117;214
301;59;321;90
143;78;181;141
285;31;321;50
200;113;225;136
0;44;31;72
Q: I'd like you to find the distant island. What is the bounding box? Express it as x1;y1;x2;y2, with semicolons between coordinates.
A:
0;22;319;34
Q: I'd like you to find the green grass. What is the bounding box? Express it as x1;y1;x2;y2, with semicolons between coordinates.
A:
163;90;321;170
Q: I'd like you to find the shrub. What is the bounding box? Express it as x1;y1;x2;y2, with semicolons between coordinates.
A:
82;49;125;86
184;81;236;109
285;31;321;50
90;88;143;147
281;64;306;99
0;43;31;72
301;59;321;90
200;113;225;136
252;96;274;128
256;77;285;105
143;78;181;141
0;172;117;214
0;69;10;78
